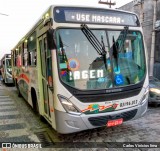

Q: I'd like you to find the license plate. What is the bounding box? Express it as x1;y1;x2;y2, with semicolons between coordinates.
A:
107;118;123;127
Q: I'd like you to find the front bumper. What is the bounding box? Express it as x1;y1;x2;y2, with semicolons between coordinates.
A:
5;77;13;84
149;97;160;104
54;100;148;134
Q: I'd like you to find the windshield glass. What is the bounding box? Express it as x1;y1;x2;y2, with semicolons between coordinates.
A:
56;29;146;90
6;59;11;68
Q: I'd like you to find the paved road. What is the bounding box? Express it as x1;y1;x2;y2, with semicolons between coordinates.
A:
1;82;160;151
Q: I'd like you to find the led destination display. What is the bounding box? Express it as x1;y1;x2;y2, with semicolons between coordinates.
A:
54;7;139;26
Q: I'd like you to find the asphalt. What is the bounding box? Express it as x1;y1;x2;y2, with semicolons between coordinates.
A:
1;81;160;151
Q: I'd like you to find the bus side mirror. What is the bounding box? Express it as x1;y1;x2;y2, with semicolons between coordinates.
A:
47;28;57;50
43;18;53;27
2;61;4;65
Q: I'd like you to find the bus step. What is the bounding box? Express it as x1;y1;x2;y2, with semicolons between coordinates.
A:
35;131;55;147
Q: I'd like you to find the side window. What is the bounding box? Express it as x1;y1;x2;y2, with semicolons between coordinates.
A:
19;46;22;55
14;51;16;66
12;51;14;66
28;32;37;66
45;37;53;88
22;43;24;66
40;36;53;89
11;51;13;66
15;49;18;67
39;40;46;77
17;45;22;67
23;40;28;67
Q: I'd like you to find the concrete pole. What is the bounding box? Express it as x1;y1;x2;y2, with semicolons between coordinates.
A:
140;2;144;24
149;0;157;76
133;0;144;25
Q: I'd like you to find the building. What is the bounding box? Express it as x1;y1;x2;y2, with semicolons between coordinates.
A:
119;0;160;79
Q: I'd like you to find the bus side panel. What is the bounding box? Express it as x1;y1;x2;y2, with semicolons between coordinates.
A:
17;68;29;100
48;88;56;129
50;49;57;130
1;58;5;82
27;67;38;107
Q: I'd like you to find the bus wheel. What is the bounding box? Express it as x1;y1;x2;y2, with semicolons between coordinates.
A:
31;89;39;114
12;78;15;86
31;89;44;121
16;82;22;97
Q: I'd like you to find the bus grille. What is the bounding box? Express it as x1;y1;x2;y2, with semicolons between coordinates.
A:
88;109;137;127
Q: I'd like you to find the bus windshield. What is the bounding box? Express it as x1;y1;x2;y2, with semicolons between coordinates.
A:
56;28;146;90
6;59;12;74
6;59;11;68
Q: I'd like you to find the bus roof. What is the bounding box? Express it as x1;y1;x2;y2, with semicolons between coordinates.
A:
51;4;138;16
12;4;139;51
1;54;11;61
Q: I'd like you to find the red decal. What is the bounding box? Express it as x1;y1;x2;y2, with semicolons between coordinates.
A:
18;74;30;83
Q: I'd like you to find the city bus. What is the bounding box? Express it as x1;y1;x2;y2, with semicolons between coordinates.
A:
11;4;149;134
1;54;13;84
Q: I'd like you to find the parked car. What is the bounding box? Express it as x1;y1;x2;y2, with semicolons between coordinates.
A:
149;76;160;106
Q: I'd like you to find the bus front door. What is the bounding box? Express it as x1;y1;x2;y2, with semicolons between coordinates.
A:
39;35;51;119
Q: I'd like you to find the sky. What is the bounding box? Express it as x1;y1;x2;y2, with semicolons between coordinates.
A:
0;0;133;59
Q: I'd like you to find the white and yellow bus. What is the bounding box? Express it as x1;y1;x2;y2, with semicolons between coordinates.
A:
11;5;149;134
1;54;13;84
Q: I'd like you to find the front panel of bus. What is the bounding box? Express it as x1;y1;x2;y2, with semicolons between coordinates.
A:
50;6;149;133
2;55;13;84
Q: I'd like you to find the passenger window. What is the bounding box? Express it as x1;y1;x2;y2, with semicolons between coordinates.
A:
23;41;28;67
28;32;37;66
44;37;53;88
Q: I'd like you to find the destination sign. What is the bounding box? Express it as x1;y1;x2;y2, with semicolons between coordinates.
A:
54;7;139;26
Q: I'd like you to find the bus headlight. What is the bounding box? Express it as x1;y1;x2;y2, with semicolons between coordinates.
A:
58;95;81;115
140;86;149;105
150;88;160;94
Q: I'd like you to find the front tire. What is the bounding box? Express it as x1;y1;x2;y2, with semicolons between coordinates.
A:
31;89;39;114
16;80;22;97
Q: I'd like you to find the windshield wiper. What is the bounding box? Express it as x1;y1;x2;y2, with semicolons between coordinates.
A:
118;26;129;52
81;24;107;70
59;35;68;62
113;36;118;71
101;35;108;71
112;26;129;70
